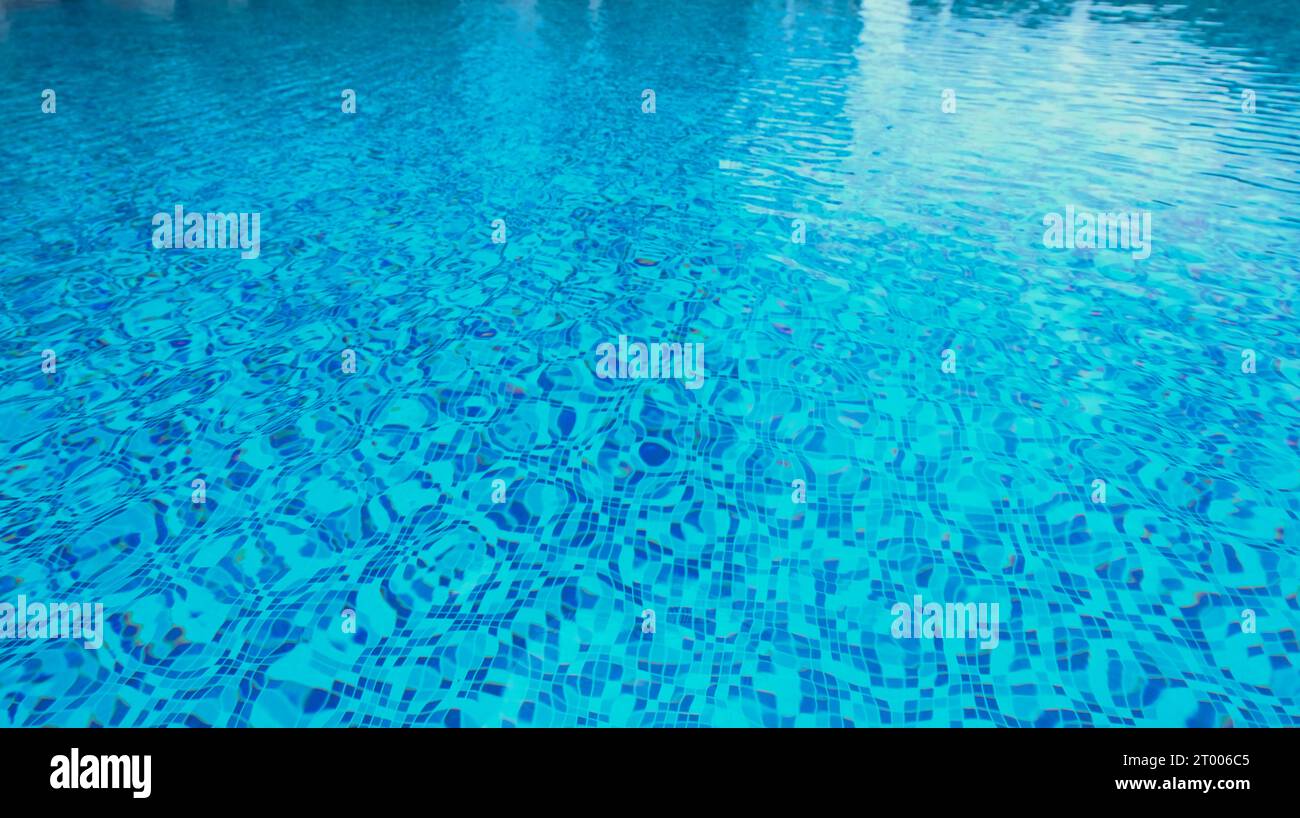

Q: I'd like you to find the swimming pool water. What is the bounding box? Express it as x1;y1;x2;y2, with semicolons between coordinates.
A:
0;0;1297;727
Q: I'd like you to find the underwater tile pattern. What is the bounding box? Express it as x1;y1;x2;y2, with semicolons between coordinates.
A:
0;0;1298;727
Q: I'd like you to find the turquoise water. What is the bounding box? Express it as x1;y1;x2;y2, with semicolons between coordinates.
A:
0;0;1297;727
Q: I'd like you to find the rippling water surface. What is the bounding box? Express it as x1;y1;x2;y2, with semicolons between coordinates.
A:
0;0;1297;727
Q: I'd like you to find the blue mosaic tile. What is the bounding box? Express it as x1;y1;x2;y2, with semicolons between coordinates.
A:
0;0;1297;728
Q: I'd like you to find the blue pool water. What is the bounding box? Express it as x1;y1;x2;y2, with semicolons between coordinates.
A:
0;0;1297;728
